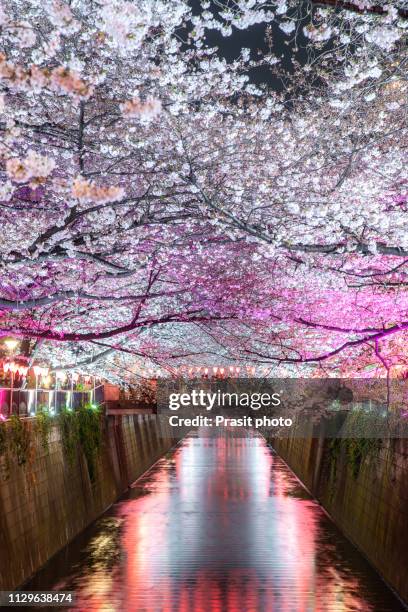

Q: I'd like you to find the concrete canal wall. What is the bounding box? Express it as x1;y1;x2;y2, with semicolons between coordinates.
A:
0;414;178;589
272;432;408;605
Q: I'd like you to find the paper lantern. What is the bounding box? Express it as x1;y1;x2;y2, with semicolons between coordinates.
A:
10;362;19;374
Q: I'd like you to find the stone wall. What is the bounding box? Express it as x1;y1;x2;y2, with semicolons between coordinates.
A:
0;414;179;589
272;432;408;604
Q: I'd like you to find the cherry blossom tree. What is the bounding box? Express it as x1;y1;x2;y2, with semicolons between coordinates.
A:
0;0;407;380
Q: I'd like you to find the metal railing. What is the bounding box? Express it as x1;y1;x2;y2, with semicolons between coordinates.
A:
0;385;105;418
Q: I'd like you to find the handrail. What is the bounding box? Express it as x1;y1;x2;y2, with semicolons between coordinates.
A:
0;386;105;419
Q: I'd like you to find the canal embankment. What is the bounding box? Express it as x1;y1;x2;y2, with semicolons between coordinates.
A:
0;413;179;590
272;429;408;605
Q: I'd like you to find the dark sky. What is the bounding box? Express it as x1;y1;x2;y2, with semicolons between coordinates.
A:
189;0;311;91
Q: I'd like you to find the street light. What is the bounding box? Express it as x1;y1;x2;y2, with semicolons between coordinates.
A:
4;338;18;353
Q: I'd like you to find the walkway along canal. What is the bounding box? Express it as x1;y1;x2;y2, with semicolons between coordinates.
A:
25;430;406;611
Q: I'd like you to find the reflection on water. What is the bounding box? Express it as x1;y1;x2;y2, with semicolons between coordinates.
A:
26;430;406;611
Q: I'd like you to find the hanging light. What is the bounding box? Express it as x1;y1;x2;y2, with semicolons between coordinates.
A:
10;362;19;375
3;362;11;374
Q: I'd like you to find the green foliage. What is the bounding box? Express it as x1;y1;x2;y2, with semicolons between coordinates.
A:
342;409;384;438
0;421;6;457
0;405;103;484
57;408;79;466
328;413;382;483
76;404;102;483
34;407;52;452
0;421;10;480
8;414;31;466
328;438;342;483
57;404;102;483
345;438;382;479
328;438;381;482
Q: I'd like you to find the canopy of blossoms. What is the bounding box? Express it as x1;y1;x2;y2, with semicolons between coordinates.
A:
0;0;407;381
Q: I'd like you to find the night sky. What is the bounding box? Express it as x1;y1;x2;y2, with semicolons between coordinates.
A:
189;0;312;90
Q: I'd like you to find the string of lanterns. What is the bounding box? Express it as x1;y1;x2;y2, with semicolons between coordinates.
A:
134;364;274;379
1;361;101;387
2;360;274;386
3;361;29;378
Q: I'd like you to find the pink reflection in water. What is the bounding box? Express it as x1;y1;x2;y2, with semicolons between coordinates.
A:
29;431;405;612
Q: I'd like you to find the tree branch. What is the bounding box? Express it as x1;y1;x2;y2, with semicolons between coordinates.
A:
311;0;408;19
0;289;186;311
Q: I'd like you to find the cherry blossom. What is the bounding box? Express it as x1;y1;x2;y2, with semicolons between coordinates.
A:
0;0;407;382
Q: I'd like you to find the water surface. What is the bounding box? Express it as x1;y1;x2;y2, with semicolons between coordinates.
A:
26;430;406;611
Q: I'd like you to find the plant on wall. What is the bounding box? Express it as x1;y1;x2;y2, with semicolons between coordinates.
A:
57;404;102;483
328;411;383;484
76;404;102;484
57;408;79;467
0;404;103;485
345;438;382;480
34;407;53;453
8;414;32;466
0;421;10;480
0;422;6;458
